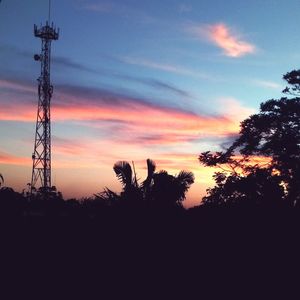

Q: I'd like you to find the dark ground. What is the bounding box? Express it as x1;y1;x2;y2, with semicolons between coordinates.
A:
1;207;299;298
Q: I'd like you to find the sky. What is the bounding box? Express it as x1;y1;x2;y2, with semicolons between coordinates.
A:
0;0;299;207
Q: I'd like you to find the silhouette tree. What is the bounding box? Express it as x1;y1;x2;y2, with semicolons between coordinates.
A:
202;168;284;208
113;161;142;204
0;187;27;217
99;159;194;209
141;159;156;199
282;69;300;95
94;188;121;207
199;70;300;206
28;185;65;216
150;170;194;208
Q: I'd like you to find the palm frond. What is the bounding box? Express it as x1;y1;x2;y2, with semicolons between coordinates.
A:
177;171;195;186
113;161;133;187
142;159;156;189
95;188;120;202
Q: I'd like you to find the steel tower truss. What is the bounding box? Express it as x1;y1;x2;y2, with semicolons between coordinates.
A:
31;22;59;194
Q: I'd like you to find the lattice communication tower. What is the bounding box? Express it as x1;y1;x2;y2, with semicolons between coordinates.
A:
30;21;59;195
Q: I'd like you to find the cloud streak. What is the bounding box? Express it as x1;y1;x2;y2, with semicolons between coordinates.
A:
0;150;30;166
84;3;114;13
0;78;253;208
253;80;281;90
0;79;253;150
189;23;256;57
0;78;35;94
83;1;155;24
118;56;210;79
52;56;98;74
178;4;192;13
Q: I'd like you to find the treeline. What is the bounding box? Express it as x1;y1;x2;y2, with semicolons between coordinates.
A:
0;69;299;219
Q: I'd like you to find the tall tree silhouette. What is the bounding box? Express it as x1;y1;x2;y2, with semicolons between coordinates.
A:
199;70;300;206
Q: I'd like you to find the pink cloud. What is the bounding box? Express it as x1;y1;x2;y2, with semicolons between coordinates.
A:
190;23;256;57
0;82;252;148
215;97;256;121
0;78;254;206
0;151;31;166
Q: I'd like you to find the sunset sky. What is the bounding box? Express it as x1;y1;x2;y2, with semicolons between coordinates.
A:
0;0;299;207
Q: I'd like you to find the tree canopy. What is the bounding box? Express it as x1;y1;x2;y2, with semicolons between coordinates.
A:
199;70;300;207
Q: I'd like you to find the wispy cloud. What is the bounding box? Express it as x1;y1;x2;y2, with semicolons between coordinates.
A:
118;56;210;79
83;1;155;24
179;4;192;13
253;80;281;90
110;73;192;98
0;44;100;75
188;23;256;57
84;2;114;13
215;97;256;120
0;46;194;98
52;56;98;74
0;150;30;166
0;78;254;207
0;79;35;94
53;95;239;144
142;79;192;97
53;136;88;156
0;79;245;147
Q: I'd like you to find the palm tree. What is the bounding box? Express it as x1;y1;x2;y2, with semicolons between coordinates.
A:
175;171;195;202
99;159;194;209
151;170;194;207
113;161;135;192
141;159;156;198
113;161;141;203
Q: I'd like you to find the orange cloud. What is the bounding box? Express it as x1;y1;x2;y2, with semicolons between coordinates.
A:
190;23;256;57
0;103;35;122
0;87;249;147
0;151;31;166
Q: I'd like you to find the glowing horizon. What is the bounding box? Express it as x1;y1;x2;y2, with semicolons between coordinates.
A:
0;0;295;207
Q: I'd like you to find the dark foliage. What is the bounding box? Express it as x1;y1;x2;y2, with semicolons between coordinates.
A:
282;69;300;95
99;158;194;209
202;168;284;208
199;70;300;207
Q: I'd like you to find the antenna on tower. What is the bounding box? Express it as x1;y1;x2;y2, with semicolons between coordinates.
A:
48;0;51;23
